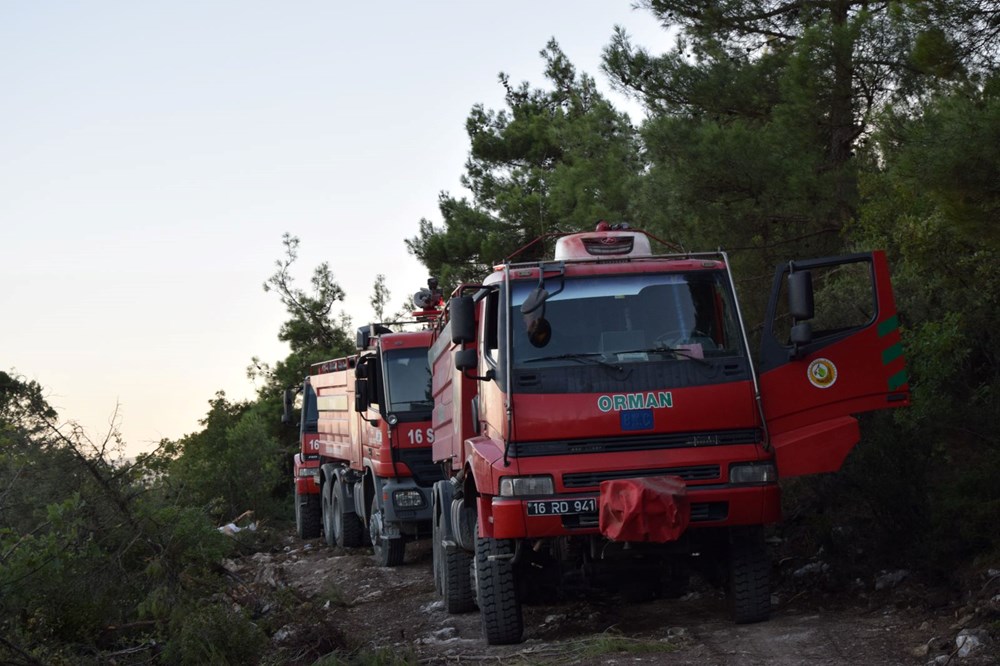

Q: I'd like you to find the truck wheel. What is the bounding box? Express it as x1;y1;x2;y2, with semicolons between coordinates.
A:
370;495;405;567
729;527;771;624
332;478;363;548
321;485;336;547
432;487;444;595
444;544;475;613
295;489;321;539
475;536;523;645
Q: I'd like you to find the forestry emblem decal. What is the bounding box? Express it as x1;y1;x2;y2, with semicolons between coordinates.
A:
807;358;838;389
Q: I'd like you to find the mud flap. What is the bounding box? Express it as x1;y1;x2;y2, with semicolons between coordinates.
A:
598;476;690;542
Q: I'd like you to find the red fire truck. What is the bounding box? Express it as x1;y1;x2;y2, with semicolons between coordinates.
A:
289;289;444;565
428;223;909;643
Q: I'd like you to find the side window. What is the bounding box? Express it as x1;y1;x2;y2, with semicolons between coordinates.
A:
770;259;876;344
483;290;499;365
370;358;383;409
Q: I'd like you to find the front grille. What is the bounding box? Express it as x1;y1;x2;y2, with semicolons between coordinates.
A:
563;465;720;489
394;448;445;487
509;428;760;457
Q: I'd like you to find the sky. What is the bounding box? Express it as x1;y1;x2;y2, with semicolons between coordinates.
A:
0;1;671;455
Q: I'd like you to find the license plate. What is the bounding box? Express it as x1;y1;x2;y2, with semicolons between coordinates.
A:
526;498;597;516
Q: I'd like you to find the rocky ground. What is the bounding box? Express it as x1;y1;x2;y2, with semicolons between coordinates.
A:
223;532;999;665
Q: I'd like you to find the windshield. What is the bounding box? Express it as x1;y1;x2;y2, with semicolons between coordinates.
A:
383;348;433;413
510;271;744;367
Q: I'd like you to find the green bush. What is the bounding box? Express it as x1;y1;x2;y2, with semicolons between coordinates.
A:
163;602;268;666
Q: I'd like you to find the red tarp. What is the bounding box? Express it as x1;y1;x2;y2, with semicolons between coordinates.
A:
598;476;690;543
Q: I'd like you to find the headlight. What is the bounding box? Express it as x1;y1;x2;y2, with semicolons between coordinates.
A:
297;468;320;479
393;489;425;508
729;462;777;484
499;475;554;497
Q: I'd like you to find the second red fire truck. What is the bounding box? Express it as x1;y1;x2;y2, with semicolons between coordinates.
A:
289;287;444;566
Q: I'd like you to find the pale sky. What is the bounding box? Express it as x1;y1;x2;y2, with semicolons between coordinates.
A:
1;1;669;454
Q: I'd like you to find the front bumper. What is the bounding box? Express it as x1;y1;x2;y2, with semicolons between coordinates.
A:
486;483;781;540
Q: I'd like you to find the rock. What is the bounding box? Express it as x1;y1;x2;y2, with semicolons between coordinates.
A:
874;569;908;590
910;643;929;658
543;614;566;624
421;600;445;612
254;564;281;588
272;625;296;644
431;627;457;641
794;562;829;578
956;629;983;658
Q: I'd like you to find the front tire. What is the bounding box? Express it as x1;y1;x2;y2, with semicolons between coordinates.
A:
370;495;405;567
295;489;321;539
475;536;523;645
729;527;771;624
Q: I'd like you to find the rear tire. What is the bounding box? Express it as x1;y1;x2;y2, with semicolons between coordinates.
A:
295;489;321;539
475;536;523;645
443;543;475;613
370;495;405;567
432;487;445;595
333;478;363;548
321;484;336;547
729;527;771;624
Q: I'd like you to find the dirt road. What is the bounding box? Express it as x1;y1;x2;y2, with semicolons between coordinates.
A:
235;535;997;665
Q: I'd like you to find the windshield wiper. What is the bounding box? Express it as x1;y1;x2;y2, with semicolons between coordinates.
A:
523;352;627;374
610;346;712;367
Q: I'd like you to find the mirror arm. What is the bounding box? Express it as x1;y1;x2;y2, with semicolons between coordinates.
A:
462;368;495;382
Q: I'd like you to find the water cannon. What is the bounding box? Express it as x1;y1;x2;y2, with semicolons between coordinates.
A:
412;277;443;311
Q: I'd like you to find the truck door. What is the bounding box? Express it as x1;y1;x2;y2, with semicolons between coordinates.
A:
758;251;910;478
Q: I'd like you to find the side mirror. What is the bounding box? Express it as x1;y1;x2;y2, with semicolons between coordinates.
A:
449;296;476;344
787;270;815;321
791;322;813;346
520;287;548;316
454;348;495;382
281;388;296;425
354;379;369;412
356;324;392;350
454;348;477;371
521;287;552;348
